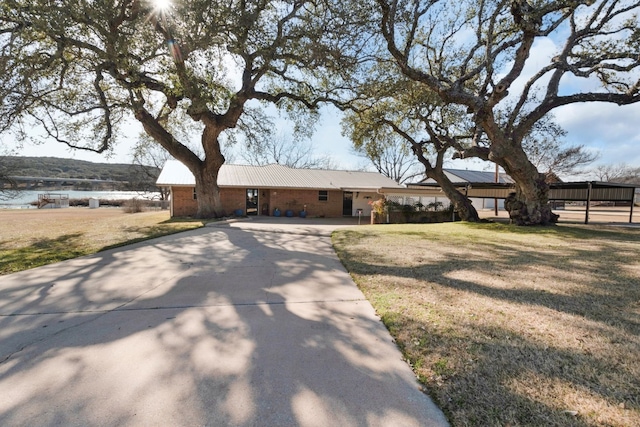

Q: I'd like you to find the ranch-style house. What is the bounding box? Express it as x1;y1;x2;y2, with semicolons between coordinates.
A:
156;160;404;218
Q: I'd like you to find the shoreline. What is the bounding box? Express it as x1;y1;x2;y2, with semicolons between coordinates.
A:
0;189;161;208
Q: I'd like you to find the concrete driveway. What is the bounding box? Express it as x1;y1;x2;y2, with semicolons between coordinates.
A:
0;217;448;426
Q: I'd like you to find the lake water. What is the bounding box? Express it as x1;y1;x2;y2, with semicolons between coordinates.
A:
0;190;161;209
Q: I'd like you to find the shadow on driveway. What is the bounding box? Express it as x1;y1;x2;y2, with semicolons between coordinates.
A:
0;222;447;426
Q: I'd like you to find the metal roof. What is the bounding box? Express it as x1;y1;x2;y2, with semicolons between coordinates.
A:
156;160;403;190
548;181;636;202
408;180;637;202
418;169;514;184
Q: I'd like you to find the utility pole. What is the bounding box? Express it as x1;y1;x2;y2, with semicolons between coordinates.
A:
494;164;499;216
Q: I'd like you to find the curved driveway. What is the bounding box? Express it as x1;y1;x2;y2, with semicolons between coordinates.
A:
0;217;448;426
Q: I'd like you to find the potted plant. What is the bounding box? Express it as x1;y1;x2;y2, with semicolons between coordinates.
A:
285;199;295;217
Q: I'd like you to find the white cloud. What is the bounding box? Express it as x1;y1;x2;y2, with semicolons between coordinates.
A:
555;102;640;166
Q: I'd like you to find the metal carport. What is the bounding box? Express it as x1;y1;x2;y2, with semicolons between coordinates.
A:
402;181;637;224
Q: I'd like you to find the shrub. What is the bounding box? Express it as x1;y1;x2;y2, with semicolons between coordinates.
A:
427;201;444;211
401;204;414;213
123;198;146;213
368;197;387;215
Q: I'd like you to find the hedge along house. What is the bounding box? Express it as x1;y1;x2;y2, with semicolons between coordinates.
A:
156;160;404;218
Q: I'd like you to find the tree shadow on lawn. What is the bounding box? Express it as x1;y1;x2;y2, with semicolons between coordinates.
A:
159;216;208;224
333;226;640;426
335;228;640;334
384;309;638;427
99;223;204;251
0;233;88;275
394;222;640;242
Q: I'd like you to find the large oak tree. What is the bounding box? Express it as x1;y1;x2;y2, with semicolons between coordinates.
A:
0;0;353;217
376;0;640;224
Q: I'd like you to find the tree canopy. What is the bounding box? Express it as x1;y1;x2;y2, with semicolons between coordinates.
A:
240;133;338;169
350;135;423;185
341;69;482;220
0;0;358;217
521;116;598;181
591;163;640;182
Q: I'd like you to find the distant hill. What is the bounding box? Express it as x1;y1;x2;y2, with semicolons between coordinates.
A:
1;156;159;180
1;156;160;190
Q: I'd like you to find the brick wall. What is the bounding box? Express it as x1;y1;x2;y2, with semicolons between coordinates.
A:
267;189;343;217
170;186;344;218
220;188;246;214
171;187;197;217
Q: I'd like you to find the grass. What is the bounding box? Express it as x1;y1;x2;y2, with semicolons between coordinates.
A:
0;209;204;275
332;222;640;427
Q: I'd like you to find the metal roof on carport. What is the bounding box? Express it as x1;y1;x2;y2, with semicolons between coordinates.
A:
547;181;636;202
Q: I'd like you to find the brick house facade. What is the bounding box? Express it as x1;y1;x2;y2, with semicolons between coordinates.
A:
157;161;403;218
170;186;347;218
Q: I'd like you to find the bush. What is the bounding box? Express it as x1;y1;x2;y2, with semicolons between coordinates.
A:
370;198;456;224
369;197;387;215
427;201;444;211
123;198;146;213
382;201;455;224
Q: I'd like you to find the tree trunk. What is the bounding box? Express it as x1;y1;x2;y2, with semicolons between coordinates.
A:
503;176;558;225
499;146;559;226
134;103;230;219
479;116;559;226
193;160;225;218
192;126;226;219
428;170;480;222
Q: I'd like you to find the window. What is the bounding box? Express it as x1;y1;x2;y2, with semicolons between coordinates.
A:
318;190;328;201
193;188;197;200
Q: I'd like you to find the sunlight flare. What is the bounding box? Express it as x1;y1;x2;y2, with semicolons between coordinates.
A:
152;0;172;11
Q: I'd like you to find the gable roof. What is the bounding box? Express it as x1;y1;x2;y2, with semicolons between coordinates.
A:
419;168;515;184
156;160;403;190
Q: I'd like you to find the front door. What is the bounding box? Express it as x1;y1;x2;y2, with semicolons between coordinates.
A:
343;191;353;216
246;189;259;215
